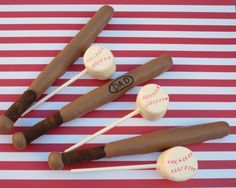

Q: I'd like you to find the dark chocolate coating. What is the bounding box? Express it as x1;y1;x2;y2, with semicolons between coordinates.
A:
48;146;105;170
12;111;63;149
24;111;63;144
62;146;105;166
4;90;36;122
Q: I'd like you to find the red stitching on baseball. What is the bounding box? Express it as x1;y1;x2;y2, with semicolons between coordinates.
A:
91;55;112;70
168;152;193;165
86;46;104;63
171;165;197;174
142;86;160;100
85;47;112;70
144;97;169;109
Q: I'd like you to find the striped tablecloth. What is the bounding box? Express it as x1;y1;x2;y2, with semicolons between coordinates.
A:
0;0;235;187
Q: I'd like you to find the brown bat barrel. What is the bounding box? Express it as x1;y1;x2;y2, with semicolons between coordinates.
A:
48;121;230;170
12;55;173;150
0;5;114;134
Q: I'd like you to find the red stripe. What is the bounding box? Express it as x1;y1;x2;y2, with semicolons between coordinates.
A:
1;24;236;32
0;79;235;87
1;179;236;188
0;143;235;152
0;12;236;19
0;0;233;5
1;37;235;44
0;50;235;58
0;160;235;170
1;64;236;72
4;110;235;118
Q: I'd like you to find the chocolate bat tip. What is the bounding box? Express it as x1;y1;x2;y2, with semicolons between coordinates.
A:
217;121;231;135
48;151;64;170
0;115;14;134
100;5;114;13
12;132;27;150
160;54;173;67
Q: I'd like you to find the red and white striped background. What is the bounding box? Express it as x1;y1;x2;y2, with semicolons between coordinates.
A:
0;0;236;187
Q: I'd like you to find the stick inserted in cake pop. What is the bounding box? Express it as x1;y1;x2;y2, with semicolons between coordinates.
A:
65;84;169;152
71;146;198;182
23;45;115;116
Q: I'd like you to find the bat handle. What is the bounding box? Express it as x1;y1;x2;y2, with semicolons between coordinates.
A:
12;111;63;150
48;146;106;170
0;90;37;133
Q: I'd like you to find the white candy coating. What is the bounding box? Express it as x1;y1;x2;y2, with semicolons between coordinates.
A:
83;45;116;80
136;84;169;120
157;146;198;182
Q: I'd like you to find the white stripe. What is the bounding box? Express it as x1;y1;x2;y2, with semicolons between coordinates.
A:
0;57;235;65
15;117;236;127
1;101;236;110
0;151;235;162
0;86;236;95
172;58;236;65
0;169;235;179
0;5;233;13
0;134;234;144
0;30;235;38
0;43;235;52
0;71;235;80
0;18;236;26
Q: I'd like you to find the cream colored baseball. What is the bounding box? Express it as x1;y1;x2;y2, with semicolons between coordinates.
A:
157;146;198;181
136;84;169;120
83;45;116;80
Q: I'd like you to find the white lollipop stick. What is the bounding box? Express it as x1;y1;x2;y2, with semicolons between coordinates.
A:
22;69;87;116
22;45;115;116
71;146;198;182
71;163;156;173
65;109;139;152
65;84;169;152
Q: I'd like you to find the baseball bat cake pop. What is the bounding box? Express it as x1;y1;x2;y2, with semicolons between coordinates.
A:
22;45;115;116
48;121;229;170
0;5;114;134
71;146;198;182
65;84;169;152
